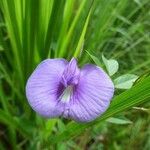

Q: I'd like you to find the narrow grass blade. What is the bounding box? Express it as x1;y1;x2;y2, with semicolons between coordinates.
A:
73;4;93;58
58;0;87;57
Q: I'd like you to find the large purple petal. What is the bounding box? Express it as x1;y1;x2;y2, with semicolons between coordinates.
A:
68;64;114;122
26;59;68;117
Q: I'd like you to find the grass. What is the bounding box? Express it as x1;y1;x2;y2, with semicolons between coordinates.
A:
0;0;150;149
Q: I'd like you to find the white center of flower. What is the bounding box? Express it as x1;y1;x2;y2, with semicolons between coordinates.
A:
60;86;73;103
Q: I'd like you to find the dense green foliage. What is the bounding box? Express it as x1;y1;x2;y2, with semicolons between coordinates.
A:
0;0;150;149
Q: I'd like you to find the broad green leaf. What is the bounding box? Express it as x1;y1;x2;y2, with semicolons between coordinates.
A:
106;117;132;124
86;50;102;67
114;74;138;89
48;76;150;143
102;55;119;76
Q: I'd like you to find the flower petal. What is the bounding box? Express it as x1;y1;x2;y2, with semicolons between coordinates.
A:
26;59;68;117
61;58;80;86
68;64;114;122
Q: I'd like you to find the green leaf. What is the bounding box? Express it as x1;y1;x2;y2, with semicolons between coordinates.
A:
74;4;92;58
48;76;150;143
0;45;3;51
57;119;66;132
43;119;57;139
134;72;150;85
58;0;87;57
102;55;119;76
86;50;102;67
114;74;138;89
0;109;32;138
106;117;132;125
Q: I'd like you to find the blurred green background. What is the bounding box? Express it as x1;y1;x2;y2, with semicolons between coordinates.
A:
0;0;150;149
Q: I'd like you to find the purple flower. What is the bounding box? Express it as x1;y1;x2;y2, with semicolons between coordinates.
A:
26;58;114;122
